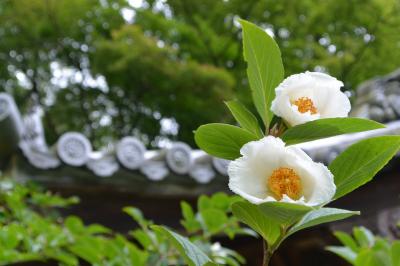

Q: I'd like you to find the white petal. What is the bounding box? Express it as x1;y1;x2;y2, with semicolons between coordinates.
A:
228;156;267;204
306;71;344;88
271;71;350;126
286;145;314;162
314;88;351;117
285;146;336;206
280;194;306;205
228;136;336;206
275;72;314;95
228;137;286;204
240;136;285;157
306;163;336;206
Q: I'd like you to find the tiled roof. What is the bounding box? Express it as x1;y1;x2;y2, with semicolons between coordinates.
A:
1;92;400;184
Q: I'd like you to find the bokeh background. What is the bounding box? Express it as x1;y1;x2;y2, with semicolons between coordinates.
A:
1;1;400;265
2;0;400;148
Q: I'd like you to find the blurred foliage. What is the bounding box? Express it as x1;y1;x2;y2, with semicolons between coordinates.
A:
327;226;400;266
135;0;400;91
0;0;399;147
0;179;252;265
92;25;234;144
0;0;234;148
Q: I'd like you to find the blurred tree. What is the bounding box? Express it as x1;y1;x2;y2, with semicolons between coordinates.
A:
135;0;400;95
90;25;234;145
0;0;130;146
1;0;399;148
0;0;234;147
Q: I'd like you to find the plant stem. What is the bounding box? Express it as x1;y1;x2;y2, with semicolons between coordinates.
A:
262;240;272;266
262;226;288;266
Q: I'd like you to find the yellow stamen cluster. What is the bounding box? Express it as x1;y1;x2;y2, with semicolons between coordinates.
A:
267;167;302;200
293;97;318;114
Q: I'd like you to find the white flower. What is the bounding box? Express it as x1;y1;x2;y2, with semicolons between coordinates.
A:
271;71;351;126
228;136;335;206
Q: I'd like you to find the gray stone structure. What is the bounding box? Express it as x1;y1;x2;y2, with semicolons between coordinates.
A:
351;68;400;122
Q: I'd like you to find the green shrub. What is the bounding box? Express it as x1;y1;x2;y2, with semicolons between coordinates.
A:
0;179;251;266
327;226;400;266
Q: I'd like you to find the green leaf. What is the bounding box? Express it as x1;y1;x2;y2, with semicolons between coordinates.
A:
355;249;391;266
353;227;374;248
334;231;359;252
391;241;400;266
288;208;359;236
225;100;263;138
282;118;385;145
31;192;79;207
373;238;391;252
194;123;257;160
68;237;103;264
151;225;216;266
210;192;234;211
181;201;195;221
86;224;111;235
44;249;79;266
181;201;201;233
326;246;357;264
130;229;153;249
0;223;22;249
231;201;280;244
329;136;400;199
123;207;150;228
258;202;312;227
198;195;213;211
240;19;284;127
65;216;85;234
200;209;228;234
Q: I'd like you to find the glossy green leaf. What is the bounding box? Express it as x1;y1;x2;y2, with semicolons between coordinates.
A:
151;225;216;266
240;19;284;127
225;100;263;138
329;136;400;199
194;123;257;160
258;202;312;227
231;201;280;244
288;208;359;236
281;118;385;145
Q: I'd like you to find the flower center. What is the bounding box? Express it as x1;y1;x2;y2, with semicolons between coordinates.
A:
267;167;302;200
292;97;318;114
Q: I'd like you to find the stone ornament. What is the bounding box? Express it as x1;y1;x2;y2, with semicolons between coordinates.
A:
57;132;92;167
166;142;193;175
116;136;146;170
